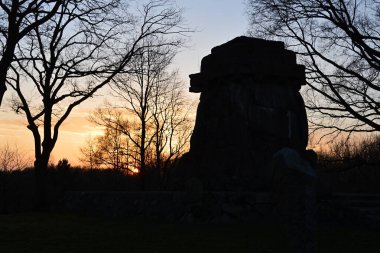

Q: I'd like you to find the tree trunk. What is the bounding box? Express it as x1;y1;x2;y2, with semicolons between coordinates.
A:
0;9;20;106
0;47;16;105
140;119;147;190
34;155;49;211
0;73;7;106
140;148;146;190
34;107;54;210
155;133;163;189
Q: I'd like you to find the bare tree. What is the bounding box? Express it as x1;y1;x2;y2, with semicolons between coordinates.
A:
6;0;188;208
111;42;172;183
93;123;128;171
112;42;193;187
0;143;29;171
96;127;125;171
89;42;193;188
246;0;380;141
150;70;193;179
0;0;65;105
86;107;141;173
79;136;103;170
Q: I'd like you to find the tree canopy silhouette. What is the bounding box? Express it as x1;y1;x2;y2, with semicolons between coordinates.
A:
247;0;380;140
0;0;64;105
6;0;189;208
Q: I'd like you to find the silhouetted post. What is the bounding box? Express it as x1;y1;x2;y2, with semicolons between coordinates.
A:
34;159;48;211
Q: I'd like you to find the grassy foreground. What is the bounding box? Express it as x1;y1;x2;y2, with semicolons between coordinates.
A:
1;213;379;253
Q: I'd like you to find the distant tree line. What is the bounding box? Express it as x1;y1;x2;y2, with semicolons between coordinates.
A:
1;135;380;213
316;134;380;193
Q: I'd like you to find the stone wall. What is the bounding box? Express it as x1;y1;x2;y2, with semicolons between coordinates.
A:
64;191;273;224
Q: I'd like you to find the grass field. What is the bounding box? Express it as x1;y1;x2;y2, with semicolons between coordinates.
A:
1;212;380;253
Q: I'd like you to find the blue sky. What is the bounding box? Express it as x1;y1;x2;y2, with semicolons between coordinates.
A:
175;0;248;80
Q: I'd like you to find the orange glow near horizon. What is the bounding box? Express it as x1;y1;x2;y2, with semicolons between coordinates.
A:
0;107;103;166
0;103;332;168
0;90;198;168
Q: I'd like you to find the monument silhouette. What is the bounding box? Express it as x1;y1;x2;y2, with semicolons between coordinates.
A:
177;36;310;191
172;35;317;253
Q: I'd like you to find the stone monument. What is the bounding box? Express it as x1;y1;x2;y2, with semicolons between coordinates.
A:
174;36;317;253
177;36;309;191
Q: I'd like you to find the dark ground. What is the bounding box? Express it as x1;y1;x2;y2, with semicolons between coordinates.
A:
1;212;380;253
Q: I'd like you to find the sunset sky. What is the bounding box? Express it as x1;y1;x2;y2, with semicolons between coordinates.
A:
0;0;249;165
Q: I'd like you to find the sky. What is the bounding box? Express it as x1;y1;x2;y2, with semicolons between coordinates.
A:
0;0;249;165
